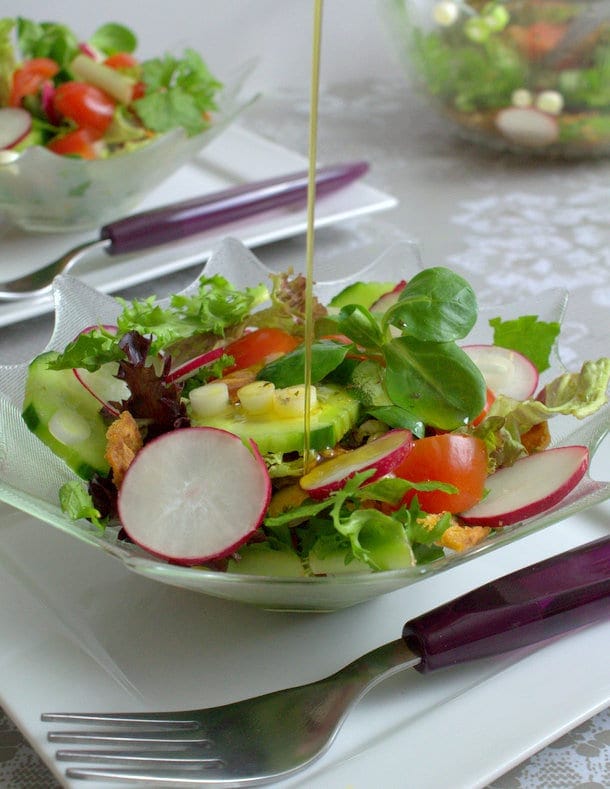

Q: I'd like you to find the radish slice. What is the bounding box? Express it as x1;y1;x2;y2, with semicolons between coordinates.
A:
460;445;589;527
0;107;32;150
495;107;559;148
165;346;226;384
300;429;414;499
462;344;539;400
73;364;129;416
72;324;127;415
370;280;407;313
118;427;271;564
78;41;100;60
41;81;60;126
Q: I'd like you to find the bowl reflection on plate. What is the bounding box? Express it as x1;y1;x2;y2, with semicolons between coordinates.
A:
0;64;256;234
0;238;609;611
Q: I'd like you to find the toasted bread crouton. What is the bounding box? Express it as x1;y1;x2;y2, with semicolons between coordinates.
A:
521;420;551;454
418;512;491;552
105;410;143;487
440;522;491;552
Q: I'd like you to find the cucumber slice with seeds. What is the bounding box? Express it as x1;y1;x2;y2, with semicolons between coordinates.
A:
22;351;110;479
189;383;359;455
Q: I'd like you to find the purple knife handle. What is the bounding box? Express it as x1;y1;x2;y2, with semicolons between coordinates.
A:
100;161;369;256
404;536;610;673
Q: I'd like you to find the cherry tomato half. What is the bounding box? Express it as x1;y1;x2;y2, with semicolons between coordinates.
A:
9;58;59;107
47;128;99;159
53;82;116;135
394;433;488;514
223;329;300;372
104;52;139;70
470;387;496;427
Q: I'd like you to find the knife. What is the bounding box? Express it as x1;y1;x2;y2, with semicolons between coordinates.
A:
101;159;370;255
0;160;369;301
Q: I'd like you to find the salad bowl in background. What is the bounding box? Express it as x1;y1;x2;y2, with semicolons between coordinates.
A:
0;63;255;233
380;0;610;158
0;238;609;611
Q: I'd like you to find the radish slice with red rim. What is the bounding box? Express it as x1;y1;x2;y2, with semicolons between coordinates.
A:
0;107;32;150
460;445;589;527
300;428;414;500
370;280;407;313
73;364;129;416
41;81;60;126
118;427;271;564
165;346;226;384
462;344;539;400
72;324;127;414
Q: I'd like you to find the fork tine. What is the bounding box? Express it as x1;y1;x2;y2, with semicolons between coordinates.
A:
65;766;228;785
56;749;223;767
42;711;199;728
48;730;210;745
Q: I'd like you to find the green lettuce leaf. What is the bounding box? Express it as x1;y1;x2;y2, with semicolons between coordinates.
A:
490;314;560;372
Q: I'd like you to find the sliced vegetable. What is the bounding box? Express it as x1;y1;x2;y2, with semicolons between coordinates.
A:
495;107;560;148
461;445;589;527
369;280;407;313
73;363;129;417
53;80;116;135
8;57;59;106
21;351;110;479
47;127;100;159
463;344;539;400
223;328;300;373
190;383;359;455
118;427;271;564
70;53;135;104
300;429;414;499
0;106;32;149
394;434;488;514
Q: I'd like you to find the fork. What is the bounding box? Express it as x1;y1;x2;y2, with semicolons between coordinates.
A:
42;536;610;786
0;160;368;302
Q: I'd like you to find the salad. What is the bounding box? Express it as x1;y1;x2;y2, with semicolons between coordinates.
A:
0;17;222;159
390;0;610;155
21;265;610;576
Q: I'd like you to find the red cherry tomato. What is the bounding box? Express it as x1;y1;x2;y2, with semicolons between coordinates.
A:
510;21;568;61
223;329;300;372
470;387;496;427
47;128;99;159
9;58;59;107
132;81;146;100
53;82;116;135
104;52;139;70
394;433;488;514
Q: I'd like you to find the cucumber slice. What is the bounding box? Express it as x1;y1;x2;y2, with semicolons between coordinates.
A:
227;543;307;577
329;281;396;309
22;351;110;479
189;383;359;454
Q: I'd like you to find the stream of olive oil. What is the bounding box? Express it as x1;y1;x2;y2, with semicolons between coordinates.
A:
302;0;324;470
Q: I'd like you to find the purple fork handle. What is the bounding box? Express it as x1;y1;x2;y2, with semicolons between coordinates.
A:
100;161;369;256
404;536;610;672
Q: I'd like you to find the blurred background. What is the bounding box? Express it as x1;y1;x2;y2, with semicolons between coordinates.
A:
3;1;402;92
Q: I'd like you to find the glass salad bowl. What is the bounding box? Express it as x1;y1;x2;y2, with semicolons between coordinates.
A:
0;65;255;233
381;0;610;157
0;238;609;612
